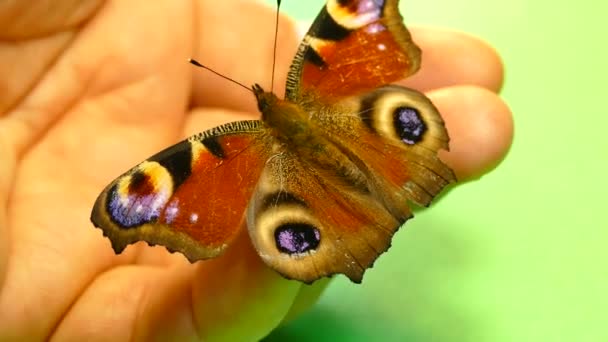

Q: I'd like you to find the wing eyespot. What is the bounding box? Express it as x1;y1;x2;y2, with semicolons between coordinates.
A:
106;161;174;228
275;223;321;255
393;106;427;145
357;85;448;150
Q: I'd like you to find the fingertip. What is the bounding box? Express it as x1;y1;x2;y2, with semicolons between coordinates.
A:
405;27;504;93
190;228;301;341
430;85;513;181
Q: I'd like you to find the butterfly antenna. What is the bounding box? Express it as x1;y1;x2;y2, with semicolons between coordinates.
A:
270;0;282;93
188;58;252;93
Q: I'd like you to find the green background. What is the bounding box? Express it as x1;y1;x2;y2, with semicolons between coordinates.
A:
264;0;607;341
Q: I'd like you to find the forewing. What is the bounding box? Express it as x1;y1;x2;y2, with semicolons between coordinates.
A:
285;0;420;101
91;121;270;261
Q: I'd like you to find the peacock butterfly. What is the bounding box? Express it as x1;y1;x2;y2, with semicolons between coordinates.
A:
90;0;455;284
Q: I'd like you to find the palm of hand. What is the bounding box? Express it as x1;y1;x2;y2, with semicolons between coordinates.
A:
0;0;511;341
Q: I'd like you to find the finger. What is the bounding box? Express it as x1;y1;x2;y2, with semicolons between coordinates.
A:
60;232;301;341
403;27;504;93
52;265;164;341
0;134;16;288
190;0;299;113
0;0;102;39
430;85;513;181
187;229;301;341
57;262;282;341
280;278;331;324
0;1;194;339
0;31;75;116
5;0;192;162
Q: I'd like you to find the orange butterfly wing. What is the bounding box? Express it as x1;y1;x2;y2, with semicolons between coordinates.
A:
286;0;420;101
91;121;270;260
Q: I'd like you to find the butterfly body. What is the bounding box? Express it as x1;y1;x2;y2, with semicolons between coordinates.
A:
91;0;455;283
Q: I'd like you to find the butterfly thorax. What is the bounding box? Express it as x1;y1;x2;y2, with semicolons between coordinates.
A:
253;84;317;146
253;84;366;183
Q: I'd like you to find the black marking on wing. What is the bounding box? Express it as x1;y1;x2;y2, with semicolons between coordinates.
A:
201;136;226;159
310;6;351;41
303;47;326;67
149;141;192;188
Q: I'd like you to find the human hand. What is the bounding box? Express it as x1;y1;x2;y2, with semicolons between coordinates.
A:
0;0;512;340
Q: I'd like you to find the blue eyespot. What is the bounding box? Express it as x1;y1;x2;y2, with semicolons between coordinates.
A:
394;106;426;145
275;223;321;255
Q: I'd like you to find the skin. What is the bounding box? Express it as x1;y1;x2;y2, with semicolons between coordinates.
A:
0;0;513;341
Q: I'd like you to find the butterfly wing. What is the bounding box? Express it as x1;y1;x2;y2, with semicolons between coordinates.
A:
287;0;455;219
91;121;270;260
246;149;404;284
248;0;454;283
286;0;420;101
247;86;455;283
326;85;455;213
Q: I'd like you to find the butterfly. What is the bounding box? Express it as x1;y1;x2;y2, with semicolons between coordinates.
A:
90;0;455;284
